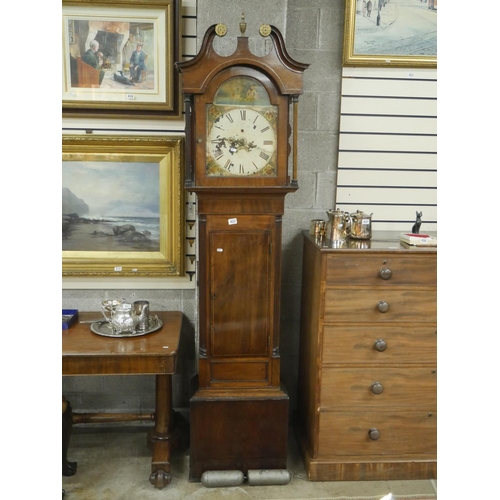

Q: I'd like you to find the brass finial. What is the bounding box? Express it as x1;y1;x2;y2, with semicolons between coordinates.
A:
239;13;247;36
215;23;227;37
259;24;271;37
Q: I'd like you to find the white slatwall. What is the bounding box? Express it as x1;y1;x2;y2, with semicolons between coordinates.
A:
336;67;437;233
181;0;198;283
181;0;197;61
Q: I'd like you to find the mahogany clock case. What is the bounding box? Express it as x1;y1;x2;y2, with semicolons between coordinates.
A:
177;23;309;481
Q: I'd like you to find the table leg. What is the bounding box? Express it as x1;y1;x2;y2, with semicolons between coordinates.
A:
62;396;77;477
147;374;180;489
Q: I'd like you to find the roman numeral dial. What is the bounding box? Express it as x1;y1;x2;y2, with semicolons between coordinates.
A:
206;105;278;177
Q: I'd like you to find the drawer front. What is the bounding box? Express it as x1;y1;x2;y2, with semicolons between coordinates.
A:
325;255;436;286
317;410;437;457
322;324;437;364
324;289;437;323
320;367;437;409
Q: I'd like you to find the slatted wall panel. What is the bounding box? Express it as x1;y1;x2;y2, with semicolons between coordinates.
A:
181;0;197;283
181;0;197;61
336;67;437;233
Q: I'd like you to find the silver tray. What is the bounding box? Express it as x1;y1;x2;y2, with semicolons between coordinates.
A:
90;316;163;338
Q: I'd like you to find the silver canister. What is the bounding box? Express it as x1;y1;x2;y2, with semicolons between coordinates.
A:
309;219;326;238
133;300;150;331
347;210;373;240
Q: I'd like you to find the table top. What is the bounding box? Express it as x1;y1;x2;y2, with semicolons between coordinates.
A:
62;311;183;376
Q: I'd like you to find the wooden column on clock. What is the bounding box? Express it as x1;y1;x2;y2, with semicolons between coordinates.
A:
177;21;308;480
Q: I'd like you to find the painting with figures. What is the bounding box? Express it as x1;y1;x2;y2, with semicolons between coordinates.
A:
67;19;156;92
62;0;180;116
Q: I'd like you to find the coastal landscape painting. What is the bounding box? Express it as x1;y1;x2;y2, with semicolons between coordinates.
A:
62;136;184;277
63;161;161;252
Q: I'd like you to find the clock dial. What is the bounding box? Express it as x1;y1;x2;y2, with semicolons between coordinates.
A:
206;105;277;177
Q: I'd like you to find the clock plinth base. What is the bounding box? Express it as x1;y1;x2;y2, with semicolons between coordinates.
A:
188;387;289;482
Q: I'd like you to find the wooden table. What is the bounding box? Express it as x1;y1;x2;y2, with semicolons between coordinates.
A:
62;311;183;489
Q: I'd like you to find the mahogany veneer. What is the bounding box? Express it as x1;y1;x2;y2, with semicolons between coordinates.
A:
296;232;437;481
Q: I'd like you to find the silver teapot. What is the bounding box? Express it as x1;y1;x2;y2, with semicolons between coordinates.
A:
346;210;373;240
101;300;147;334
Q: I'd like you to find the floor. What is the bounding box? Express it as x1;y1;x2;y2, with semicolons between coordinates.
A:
62;417;437;500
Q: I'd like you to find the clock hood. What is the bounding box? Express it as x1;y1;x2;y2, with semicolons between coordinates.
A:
176;24;309;96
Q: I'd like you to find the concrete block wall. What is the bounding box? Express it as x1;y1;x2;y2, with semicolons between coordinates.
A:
196;0;345;415
281;0;345;413
62;0;345;417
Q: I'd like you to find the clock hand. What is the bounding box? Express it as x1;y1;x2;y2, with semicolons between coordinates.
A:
227;137;258;154
213;132;263;157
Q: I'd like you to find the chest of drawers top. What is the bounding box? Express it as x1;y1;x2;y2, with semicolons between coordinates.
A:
303;231;437;283
303;230;437;255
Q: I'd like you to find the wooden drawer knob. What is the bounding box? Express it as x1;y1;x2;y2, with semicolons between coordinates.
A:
374;339;387;352
371;382;384;394
377;300;389;313
379;267;392;280
368;428;381;440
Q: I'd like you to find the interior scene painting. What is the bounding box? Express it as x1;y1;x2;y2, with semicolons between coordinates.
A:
62;161;161;253
67;18;156;91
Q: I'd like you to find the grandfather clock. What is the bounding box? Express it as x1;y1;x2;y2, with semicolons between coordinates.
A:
177;17;308;480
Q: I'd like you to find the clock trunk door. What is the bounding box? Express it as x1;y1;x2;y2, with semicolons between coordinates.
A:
208;219;274;359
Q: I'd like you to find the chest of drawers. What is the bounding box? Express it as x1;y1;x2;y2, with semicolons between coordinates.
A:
296;231;437;481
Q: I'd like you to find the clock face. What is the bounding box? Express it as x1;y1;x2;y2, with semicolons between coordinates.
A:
206;104;278;177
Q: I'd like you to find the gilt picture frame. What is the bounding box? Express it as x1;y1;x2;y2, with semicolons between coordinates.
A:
62;0;181;119
62;136;184;277
343;0;437;68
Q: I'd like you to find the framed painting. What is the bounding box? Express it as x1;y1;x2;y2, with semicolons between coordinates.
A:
62;136;184;277
62;0;182;119
343;0;437;68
